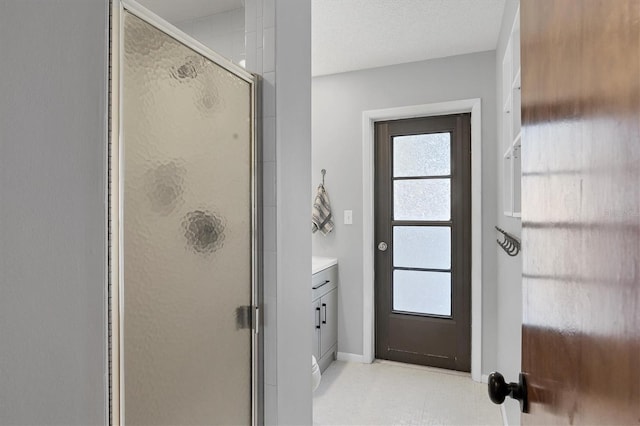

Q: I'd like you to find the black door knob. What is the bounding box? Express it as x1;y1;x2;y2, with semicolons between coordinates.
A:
487;372;529;413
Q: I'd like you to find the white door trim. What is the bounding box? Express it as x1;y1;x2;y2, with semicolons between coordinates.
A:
361;98;483;382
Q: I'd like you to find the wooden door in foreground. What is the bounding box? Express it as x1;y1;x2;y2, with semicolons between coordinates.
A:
520;0;640;423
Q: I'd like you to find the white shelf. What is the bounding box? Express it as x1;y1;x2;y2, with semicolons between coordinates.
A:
512;69;521;89
512;131;522;147
501;6;521;219
503;93;512;113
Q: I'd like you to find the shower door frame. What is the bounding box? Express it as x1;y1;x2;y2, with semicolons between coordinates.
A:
108;1;261;425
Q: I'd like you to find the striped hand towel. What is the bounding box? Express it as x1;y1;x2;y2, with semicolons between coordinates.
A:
312;184;334;235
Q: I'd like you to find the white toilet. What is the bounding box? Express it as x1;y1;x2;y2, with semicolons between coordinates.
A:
311;355;321;391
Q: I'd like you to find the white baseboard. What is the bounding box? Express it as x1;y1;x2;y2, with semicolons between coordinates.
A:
500;404;508;426
336;352;365;363
481;374;489;383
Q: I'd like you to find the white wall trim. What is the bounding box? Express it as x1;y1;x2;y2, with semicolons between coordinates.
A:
500;404;509;426
337;352;366;363
361;99;483;382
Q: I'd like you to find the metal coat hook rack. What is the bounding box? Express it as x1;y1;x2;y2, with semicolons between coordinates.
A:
321;169;326;186
496;226;520;256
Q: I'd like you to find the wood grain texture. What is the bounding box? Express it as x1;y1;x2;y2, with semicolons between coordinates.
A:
521;0;640;424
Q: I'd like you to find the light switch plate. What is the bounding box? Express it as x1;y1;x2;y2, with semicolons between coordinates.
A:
344;210;353;225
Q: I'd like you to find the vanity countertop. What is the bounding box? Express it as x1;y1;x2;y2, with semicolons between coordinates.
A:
312;256;338;275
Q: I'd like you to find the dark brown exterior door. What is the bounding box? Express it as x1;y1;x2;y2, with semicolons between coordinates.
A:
520;0;640;423
375;114;471;371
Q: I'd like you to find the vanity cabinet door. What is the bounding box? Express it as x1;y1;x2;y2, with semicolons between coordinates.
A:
320;288;338;358
312;300;321;360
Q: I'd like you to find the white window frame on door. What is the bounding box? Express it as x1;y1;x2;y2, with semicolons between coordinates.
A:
362;99;483;382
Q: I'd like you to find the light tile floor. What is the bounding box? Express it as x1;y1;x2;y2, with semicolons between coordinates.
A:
313;360;502;426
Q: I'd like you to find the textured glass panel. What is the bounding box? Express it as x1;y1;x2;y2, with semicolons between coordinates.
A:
393;133;450;177
122;12;252;425
393;226;450;269
393;270;451;316
394;179;450;220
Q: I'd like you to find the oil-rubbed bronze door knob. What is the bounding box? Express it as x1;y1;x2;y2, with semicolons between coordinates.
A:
487;372;529;413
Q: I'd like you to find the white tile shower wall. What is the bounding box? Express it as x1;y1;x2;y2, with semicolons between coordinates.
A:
245;30;257;70
263;117;276;162
263;27;276;73
262;72;277;118
263;0;275;28
246;1;313;424
176;8;245;65
245;0;276;423
264;295;278;387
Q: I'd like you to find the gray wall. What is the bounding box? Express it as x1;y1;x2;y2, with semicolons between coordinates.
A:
0;1;108;425
274;0;313;424
495;1;523;424
312;51;498;374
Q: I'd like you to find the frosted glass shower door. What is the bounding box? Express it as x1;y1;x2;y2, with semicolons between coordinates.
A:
115;6;257;425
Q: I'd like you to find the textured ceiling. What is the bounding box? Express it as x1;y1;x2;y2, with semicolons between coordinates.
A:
312;0;506;76
136;0;243;23
132;0;506;76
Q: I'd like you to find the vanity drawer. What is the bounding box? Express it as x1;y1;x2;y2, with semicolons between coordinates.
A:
312;265;337;300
